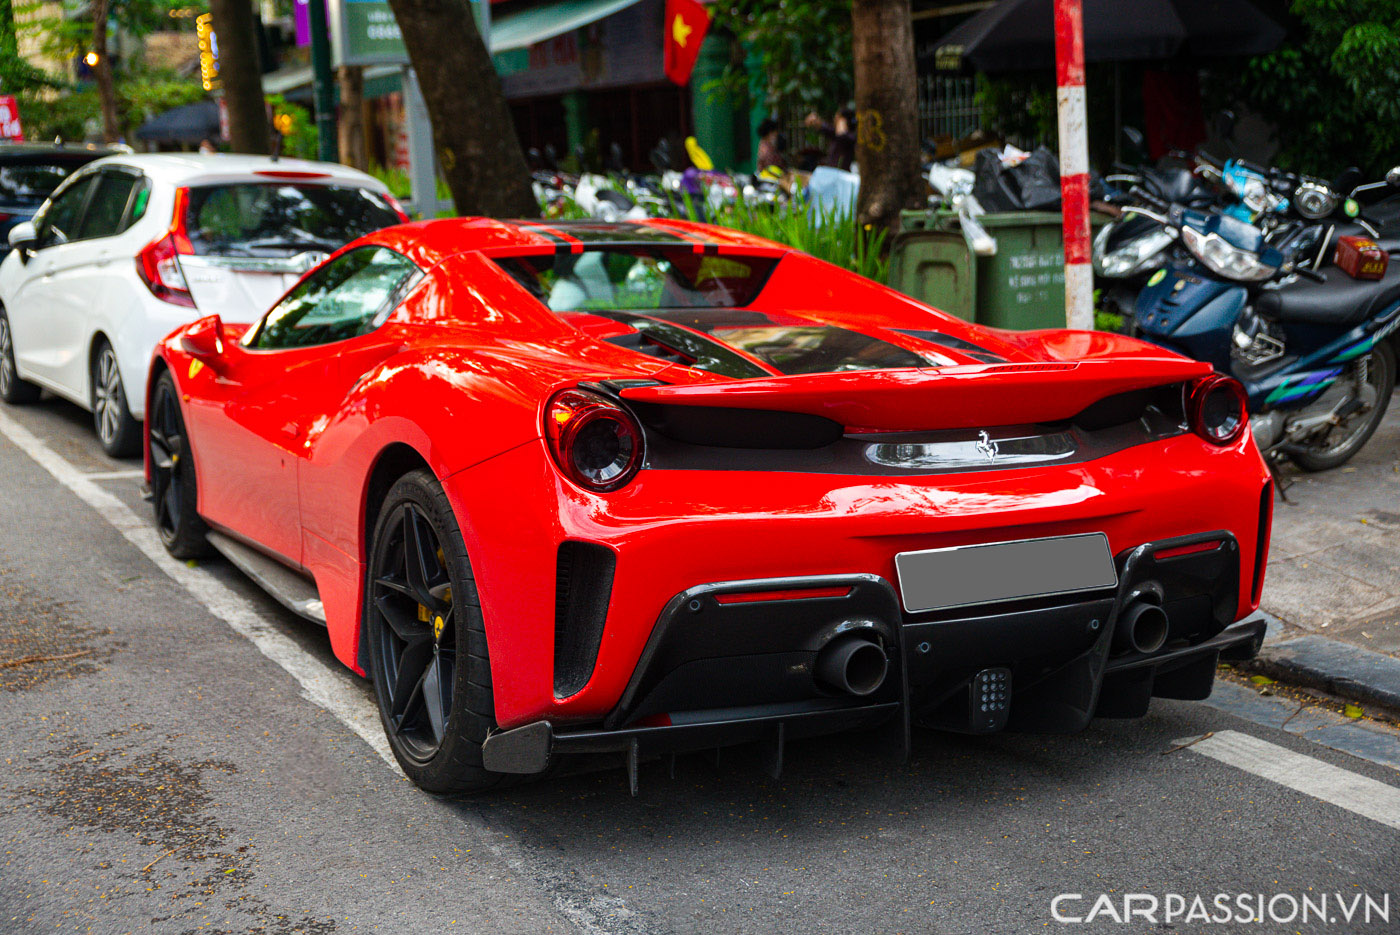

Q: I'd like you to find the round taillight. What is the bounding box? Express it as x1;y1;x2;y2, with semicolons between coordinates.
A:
1187;374;1248;445
544;389;644;491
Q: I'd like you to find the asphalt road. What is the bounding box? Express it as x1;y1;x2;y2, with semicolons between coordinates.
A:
1;395;1398;935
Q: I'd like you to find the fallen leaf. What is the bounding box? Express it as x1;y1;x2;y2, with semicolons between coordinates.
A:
1344;704;1364;719
1249;675;1275;686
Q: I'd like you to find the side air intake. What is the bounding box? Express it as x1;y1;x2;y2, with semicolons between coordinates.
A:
554;541;616;698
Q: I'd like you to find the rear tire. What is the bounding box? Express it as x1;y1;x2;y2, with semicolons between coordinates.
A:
0;308;40;404
91;340;141;458
148;371;211;560
365;469;505;794
1289;342;1395;472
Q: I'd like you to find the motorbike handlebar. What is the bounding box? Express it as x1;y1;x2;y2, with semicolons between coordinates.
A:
1128;185;1171;214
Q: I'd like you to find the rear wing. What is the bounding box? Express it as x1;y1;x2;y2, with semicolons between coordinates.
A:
619;359;1212;432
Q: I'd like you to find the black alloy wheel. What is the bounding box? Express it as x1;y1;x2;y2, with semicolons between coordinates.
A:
148;371;210;559
0;308;40;404
367;470;503;793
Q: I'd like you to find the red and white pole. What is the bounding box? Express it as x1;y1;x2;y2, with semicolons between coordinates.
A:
1054;0;1093;330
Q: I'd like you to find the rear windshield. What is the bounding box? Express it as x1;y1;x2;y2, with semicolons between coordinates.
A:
0;161;86;207
184;183;401;257
496;248;778;311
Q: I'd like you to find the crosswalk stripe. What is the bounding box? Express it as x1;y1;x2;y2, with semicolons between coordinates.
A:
1180;730;1400;831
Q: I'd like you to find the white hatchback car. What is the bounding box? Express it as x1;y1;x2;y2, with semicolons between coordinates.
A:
0;153;406;455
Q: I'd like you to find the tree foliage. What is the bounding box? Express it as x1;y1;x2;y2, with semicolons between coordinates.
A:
1213;0;1400;177
17;65;205;142
707;0;854;115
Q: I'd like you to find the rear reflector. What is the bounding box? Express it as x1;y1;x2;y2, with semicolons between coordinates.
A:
1153;540;1223;560
715;586;852;605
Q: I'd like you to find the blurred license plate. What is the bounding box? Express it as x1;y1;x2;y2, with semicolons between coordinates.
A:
895;533;1117;613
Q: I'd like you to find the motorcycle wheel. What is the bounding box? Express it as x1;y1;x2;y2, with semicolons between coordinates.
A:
1289;342;1396;472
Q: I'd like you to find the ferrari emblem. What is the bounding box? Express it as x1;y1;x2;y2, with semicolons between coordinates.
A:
432;615;445;641
672;14;692;47
975;430;999;462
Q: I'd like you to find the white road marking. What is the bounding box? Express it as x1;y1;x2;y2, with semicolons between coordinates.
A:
1180;730;1400;831
0;410;396;769
81;469;147;481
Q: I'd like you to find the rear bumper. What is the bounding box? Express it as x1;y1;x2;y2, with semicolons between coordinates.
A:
482;531;1267;777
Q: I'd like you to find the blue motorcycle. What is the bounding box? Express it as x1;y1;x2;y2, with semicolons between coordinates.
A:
1131;173;1400;472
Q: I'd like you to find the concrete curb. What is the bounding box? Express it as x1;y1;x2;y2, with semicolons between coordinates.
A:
1244;628;1400;715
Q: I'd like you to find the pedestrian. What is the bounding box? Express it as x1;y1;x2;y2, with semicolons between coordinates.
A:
756;118;786;173
805;106;856;172
198;138;218;155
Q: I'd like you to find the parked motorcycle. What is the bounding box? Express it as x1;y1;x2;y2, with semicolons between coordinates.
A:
1094;155;1222;318
1130;170;1400;472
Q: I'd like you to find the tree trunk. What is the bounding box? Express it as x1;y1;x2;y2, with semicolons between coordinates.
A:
90;0;119;143
337;65;367;170
210;0;271;154
385;0;536;216
851;0;922;237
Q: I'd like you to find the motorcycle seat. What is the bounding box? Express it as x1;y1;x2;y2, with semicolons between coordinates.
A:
1256;263;1400;327
1142;166;1214;207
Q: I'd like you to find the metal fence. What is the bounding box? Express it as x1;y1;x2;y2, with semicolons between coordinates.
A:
770;74;983;167
919;74;982;143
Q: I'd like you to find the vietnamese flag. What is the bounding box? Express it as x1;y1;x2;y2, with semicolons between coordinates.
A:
664;0;711;86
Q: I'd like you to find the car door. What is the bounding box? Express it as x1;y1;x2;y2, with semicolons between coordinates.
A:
184;246;421;567
58;167;146;401
5;172;98;394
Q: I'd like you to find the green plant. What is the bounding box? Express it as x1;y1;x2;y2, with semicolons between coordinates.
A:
682;190;888;281
366;162;457;218
1209;0;1400;177
265;94;317;160
706;0;853;116
1094;310;1124;334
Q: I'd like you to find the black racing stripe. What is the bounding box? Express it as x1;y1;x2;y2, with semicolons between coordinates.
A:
512;222;573;254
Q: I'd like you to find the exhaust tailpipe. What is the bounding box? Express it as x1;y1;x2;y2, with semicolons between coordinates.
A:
1114;601;1168;655
814;634;888;696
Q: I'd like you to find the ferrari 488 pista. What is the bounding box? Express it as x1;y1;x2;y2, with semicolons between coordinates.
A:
147;218;1271;793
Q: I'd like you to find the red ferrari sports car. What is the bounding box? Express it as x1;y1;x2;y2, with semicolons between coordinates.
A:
146;218;1271;793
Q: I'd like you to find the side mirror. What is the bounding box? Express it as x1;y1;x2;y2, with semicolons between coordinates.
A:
7;221;37;254
1387;166;1400;188
178;315;226;362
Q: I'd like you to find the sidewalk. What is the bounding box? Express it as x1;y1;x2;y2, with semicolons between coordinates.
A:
1247;402;1400;713
1262;404;1400;658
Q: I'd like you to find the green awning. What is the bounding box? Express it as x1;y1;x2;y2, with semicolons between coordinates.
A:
488;0;645;53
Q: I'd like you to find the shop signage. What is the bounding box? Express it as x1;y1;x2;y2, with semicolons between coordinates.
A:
327;0;409;67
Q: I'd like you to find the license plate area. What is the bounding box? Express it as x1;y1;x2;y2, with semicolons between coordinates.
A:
895;533;1117;613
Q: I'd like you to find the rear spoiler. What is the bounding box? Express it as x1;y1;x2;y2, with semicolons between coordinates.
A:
619;359;1212;431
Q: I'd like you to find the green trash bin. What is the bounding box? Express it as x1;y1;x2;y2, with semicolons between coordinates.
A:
887;209;1105;330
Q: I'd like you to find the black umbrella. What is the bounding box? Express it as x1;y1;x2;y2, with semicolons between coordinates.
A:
933;0;1284;72
135;100;219;145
